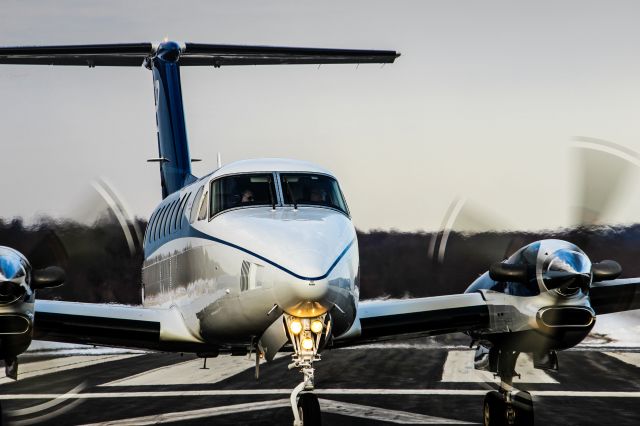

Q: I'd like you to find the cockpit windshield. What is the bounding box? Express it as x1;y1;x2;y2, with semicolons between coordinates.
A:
210;174;276;216
280;173;349;215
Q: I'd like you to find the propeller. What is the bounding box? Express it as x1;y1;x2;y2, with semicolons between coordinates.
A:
428;138;640;285
0;177;144;304
427;138;640;358
571;137;640;227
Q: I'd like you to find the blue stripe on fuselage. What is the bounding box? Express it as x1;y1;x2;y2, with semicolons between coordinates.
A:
144;217;354;282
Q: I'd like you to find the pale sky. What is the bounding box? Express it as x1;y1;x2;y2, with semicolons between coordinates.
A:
2;0;640;232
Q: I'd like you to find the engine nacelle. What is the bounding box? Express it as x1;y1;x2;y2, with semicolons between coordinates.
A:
467;239;622;355
0;246;64;379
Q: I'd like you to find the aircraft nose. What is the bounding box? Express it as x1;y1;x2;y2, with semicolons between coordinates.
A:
272;244;353;317
207;207;357;316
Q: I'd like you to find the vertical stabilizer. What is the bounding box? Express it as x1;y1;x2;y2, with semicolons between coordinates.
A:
149;41;195;198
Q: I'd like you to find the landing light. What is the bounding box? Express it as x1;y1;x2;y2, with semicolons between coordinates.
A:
310;320;323;334
290;320;303;335
301;336;314;351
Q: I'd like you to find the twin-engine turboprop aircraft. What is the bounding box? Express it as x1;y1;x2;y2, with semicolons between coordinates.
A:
1;41;640;426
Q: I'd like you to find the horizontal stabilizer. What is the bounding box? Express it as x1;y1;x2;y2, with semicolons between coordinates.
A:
0;42;399;67
0;43;153;66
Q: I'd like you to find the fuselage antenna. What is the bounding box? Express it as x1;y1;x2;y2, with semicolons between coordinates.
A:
217;152;222;169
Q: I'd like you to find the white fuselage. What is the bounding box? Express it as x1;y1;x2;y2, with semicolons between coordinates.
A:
141;159;360;344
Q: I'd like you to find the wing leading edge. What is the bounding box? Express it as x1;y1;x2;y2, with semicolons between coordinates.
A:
334;293;491;347
34;300;217;353
590;278;640;315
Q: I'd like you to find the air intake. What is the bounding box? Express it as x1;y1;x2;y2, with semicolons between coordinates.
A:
537;307;595;328
0;315;31;334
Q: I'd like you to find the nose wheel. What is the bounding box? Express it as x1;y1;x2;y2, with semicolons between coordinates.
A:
296;393;321;426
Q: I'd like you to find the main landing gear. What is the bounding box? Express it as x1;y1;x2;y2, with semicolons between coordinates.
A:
480;350;534;426
285;315;327;426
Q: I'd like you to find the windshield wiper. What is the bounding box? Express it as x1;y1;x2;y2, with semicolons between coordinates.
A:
283;177;298;210
268;176;276;210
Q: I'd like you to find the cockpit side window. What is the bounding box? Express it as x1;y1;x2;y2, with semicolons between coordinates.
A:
189;185;204;224
197;191;209;221
210;173;277;217
280;173;349;215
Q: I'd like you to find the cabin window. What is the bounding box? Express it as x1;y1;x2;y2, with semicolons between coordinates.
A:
280;173;349;215
159;203;171;239
189;186;204;223
210;173;277;217
176;193;190;230
145;209;158;243
154;205;168;241
171;199;181;231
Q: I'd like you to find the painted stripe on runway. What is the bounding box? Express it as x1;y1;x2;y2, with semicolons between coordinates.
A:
604;352;640;368
4;389;640;399
77;398;477;425
440;351;558;383
319;399;477;424
10;398;85;426
6;382;86;416
78;399;291;425
0;355;142;385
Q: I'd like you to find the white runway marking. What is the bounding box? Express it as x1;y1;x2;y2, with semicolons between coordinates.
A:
4;389;640;399
101;354;284;386
10;398;85;426
6;382;86;416
440;351;558;383
0;355;141;385
77;398;476;425
319;399;477;424
78;399;291;425
604;352;640;368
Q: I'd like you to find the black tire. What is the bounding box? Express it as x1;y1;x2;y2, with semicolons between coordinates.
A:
512;391;534;426
298;393;321;426
483;391;505;426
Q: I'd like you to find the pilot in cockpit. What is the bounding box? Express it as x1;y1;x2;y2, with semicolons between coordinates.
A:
309;187;327;203
240;189;255;204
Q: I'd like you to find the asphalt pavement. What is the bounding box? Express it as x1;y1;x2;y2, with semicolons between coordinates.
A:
0;338;639;425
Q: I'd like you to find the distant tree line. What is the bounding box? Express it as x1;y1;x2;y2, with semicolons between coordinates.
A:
2;217;639;304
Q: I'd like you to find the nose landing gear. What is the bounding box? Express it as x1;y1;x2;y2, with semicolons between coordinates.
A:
291;370;321;426
285;315;327;426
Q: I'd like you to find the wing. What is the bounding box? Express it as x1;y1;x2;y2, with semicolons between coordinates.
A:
0;43;399;67
333;293;490;347
590;278;640;315
34;300;217;353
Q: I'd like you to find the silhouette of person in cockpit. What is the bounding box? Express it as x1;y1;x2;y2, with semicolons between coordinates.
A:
240;189;255;204
309;187;327;203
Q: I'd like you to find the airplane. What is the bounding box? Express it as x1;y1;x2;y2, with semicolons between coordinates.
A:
0;40;639;426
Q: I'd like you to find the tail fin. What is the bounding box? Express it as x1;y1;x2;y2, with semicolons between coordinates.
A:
150;42;196;198
0;41;399;198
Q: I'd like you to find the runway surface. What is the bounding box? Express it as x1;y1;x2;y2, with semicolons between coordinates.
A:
1;338;639;425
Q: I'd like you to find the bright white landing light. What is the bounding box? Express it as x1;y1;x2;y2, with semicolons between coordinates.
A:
290;320;303;335
301;337;314;351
